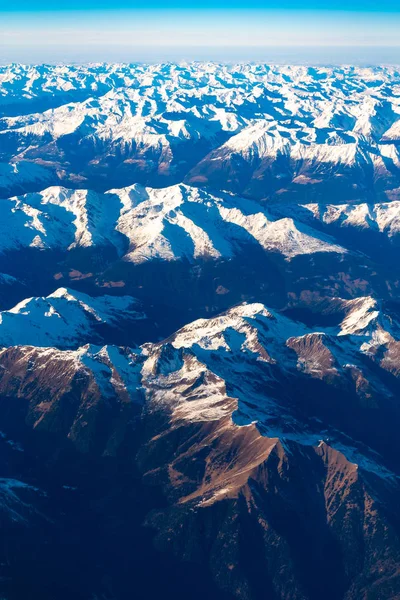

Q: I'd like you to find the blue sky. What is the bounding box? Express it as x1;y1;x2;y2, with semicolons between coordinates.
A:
1;2;400;64
2;0;400;9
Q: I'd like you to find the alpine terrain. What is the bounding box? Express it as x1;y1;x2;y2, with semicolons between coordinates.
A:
0;62;400;600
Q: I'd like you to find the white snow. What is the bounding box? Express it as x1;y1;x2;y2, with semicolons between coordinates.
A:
0;288;145;348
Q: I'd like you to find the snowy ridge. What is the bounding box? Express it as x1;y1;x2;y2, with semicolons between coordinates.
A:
0;287;145;348
302;201;400;237
0;183;345;261
0;297;396;479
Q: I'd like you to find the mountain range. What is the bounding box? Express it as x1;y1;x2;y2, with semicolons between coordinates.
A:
0;62;400;600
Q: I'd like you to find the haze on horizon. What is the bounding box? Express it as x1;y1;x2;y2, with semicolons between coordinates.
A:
1;0;400;64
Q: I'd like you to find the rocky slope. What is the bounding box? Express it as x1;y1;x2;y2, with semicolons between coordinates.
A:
0;299;400;599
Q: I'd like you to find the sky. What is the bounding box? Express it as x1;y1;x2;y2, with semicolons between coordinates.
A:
1;1;400;64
